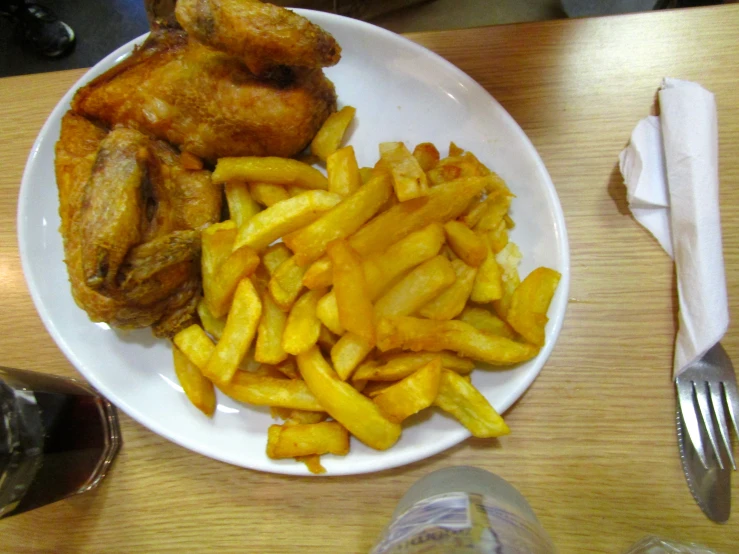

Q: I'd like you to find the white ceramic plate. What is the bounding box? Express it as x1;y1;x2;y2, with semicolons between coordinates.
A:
18;11;569;476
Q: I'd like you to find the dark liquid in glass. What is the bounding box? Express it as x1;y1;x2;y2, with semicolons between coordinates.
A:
0;369;120;518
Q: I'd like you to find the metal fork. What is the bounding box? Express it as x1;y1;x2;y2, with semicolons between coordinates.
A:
676;343;739;470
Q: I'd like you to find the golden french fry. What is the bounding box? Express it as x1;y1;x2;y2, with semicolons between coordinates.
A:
317;325;339;352
197;299;226;341
327;145;361;197
282;289;323;355
353;351;473;382
298;455;326;475
331;255;456;380
233;190;342;251
207;245;260;318
225;181;260;228
374;356;441;423
297;346;401;450
248;363;288;379
470;234;503;303
310;106;356;161
173;345;216;417
219;370;324;411
266;422;350;459
173;324;215;370
458;306;516;339
201;221;237;310
255;288;288;365
418;259;477;320
269;256;307;311
284;409;328;425
327;240;375;345
379;141;429;201
487;219;509;253
492;242;522;320
204;279;262;385
284;173;392;266
303;222;445;293
376;316;539;366
474;187;513;232
506;267;561;346
302;256;333;290
213;156;328;190
359;166;375;184
443;221;487;267
348;176;487;257
316;292;344;336
273;358;300;380
412;142;440;172
427;152;489;186
449;142;464;157
362;380;395;398
261;243;292;276
249;182;291;207
434;369;510;438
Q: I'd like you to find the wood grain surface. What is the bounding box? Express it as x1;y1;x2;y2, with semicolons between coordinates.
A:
1;5;738;553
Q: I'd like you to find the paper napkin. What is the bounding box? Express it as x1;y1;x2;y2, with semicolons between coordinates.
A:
619;78;729;378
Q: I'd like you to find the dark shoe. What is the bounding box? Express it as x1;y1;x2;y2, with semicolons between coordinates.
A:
18;3;76;58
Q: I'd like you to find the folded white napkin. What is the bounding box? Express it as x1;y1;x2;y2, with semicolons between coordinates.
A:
619;78;729;378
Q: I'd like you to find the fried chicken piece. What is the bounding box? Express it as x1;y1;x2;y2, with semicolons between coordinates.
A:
175;0;341;76
72;29;337;163
55;111;221;336
80;127;150;290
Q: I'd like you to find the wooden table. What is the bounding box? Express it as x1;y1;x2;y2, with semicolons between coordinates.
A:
1;5;738;552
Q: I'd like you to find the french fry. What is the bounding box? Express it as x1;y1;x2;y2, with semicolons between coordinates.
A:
418;259;477;320
316;292;344;336
487;219;509;253
427;152;489;186
204;279;262;385
272;358;300;379
173;345;216;416
255;288;288;364
250;182;291;207
297;346;401;450
282;289;323;355
443;221;486;267
474;187;513;232
233;190;342;251
327;145;361;197
303;222;445;293
470;234;503;303
434;369;510;438
225;181;260;228
379;141;429;201
284;173;393;266
196;299;226;341
261;243;292;276
348;176;487;257
374;357;441;423
362;380;395;398
458;306;516;339
354;351;473;382
298;455;326;475
330;255;456;379
449;142;464;157
327;240;374;345
359;167;375;184
412;142;440;172
310;105;356;161
492;242;522;320
213;156;329;190
201;221;237;310
302;256;334;290
317;325;339;352
219;370;324;411
269;256;307;311
506;267;561;347
376;316;539;366
173;324;215;370
207;245;260;318
284;409;328;425
266;422;350;459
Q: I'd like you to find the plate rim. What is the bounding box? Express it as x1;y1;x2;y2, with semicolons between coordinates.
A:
16;9;570;476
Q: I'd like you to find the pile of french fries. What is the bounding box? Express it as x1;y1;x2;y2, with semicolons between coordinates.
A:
171;106;561;473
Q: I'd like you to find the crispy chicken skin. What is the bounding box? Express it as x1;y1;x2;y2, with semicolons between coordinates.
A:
72;29;338;162
55;112;220;337
175;0;341;75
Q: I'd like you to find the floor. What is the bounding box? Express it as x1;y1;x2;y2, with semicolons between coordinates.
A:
0;0;715;78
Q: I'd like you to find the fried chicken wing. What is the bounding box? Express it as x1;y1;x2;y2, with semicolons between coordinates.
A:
72;29;337;162
175;0;341;75
55;112;221;336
